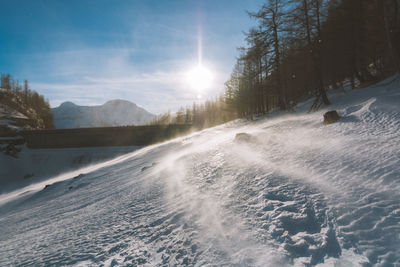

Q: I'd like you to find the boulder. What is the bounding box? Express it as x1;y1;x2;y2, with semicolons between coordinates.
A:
141;162;157;172
234;132;254;143
323;110;340;125
23;173;34;179
4;143;21;157
73;173;85;179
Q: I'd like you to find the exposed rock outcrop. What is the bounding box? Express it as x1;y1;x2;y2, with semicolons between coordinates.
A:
323;111;340;125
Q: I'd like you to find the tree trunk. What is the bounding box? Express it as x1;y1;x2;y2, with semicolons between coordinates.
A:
272;10;286;110
305;0;330;105
382;0;400;73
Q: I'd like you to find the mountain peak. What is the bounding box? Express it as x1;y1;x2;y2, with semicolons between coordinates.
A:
103;99;136;107
52;99;154;129
59;101;77;108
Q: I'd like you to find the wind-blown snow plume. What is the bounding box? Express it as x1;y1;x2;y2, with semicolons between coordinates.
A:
0;77;399;266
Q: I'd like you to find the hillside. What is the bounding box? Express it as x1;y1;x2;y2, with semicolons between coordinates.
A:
0;88;53;135
0;77;399;266
0;146;141;194
52;99;155;129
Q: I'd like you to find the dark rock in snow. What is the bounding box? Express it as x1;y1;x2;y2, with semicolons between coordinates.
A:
323;110;340;125
73;174;85;179
141;162;157;172
4;143;21;157
44;184;51;189
234;132;256;143
23;173;34;179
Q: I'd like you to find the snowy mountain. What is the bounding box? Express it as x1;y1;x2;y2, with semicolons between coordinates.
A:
51;99;155;128
1;76;400;266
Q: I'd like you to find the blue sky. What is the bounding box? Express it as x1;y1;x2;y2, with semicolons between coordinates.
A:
0;0;264;114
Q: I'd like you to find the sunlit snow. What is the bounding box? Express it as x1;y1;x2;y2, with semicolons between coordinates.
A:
0;77;399;266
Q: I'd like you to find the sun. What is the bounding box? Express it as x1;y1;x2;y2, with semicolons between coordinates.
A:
186;64;213;91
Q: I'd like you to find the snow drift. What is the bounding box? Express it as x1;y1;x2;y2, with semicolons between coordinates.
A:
0;77;399;266
0;146;141;194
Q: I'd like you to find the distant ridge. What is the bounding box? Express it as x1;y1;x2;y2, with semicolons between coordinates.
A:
52;99;155;129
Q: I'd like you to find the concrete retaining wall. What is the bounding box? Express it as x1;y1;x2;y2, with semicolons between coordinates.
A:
19;124;192;149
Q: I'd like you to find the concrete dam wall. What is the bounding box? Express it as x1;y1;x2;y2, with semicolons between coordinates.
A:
19;124;192;149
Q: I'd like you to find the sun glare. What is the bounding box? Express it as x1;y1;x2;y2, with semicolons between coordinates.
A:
186;65;213;91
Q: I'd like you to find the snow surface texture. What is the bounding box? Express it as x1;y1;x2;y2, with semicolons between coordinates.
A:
0;146;140;194
51;99;155;128
1;77;399;266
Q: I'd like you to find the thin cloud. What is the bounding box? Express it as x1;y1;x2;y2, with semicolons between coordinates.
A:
24;39;228;114
31;68;226;114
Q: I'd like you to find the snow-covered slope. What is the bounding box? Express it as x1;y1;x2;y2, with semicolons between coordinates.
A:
52;99;155;128
1;77;399;266
0;146;141;194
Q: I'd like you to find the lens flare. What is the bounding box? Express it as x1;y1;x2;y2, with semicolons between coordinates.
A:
186;65;213;91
